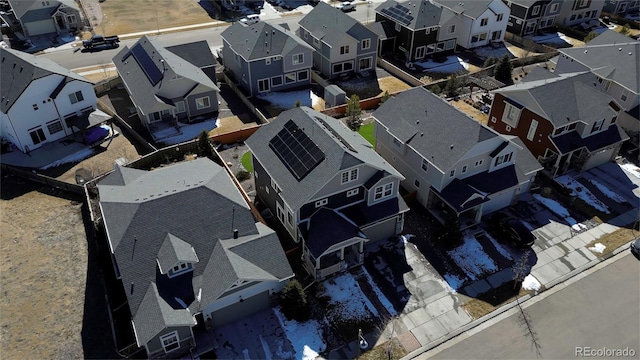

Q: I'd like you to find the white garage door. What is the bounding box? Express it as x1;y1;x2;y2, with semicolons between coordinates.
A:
26;19;56;36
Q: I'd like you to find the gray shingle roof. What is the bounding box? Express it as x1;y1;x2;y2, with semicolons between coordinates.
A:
434;0;497;19
113;35;219;115
494;72;618;127
98;158;292;344
559;30;639;93
166;41;217;69
375;0;443;29
1;47;90;113
157;234;199;274
221;22;313;61
299;2;377;46
373;87;499;172
246;107;403;210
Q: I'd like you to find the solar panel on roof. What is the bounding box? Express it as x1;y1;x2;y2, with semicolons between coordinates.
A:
131;43;163;86
268;120;325;181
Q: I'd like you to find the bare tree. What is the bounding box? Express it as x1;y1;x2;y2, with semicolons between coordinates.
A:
512;251;543;358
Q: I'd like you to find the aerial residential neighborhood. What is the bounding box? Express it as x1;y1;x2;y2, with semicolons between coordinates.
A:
1;0;639;359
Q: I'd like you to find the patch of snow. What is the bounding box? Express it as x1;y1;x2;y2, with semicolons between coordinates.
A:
473;44;513;59
483;232;514;260
414;56;469;74
588;242;606;253
156;118;219;146
321;273;379;318
447;232;498;281
259;89;313;109
40;147;96;170
527;32;571;45
620;163;640;179
588;179;628;203
522;274;541;291
533;194;570;218
362;268;398;317
555;175;610;214
443;273;465;290
273;307;325;360
400;233;415;245
310;91;322;108
259;335;273;360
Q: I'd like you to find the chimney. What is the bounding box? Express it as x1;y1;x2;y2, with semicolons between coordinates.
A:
233;229;239;239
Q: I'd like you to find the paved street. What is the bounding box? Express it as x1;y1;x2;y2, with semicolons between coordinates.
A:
418;253;640;359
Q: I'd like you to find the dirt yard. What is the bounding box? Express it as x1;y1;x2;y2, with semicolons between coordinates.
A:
449;98;489;125
377;76;412;95
95;0;215;36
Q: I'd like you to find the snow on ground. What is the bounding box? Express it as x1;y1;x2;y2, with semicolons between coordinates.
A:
40;147;97;170
447;232;498;281
473;44;514;59
588;178;629;203
588;243;606;253
362;268;398;317
483;231;514;260
321;272;379;319
620;163;640;179
414;56;469;74
555;175;610;213
443;273;465;291
273;307;326;360
522;274;541;291
259;89;313;110
527;32;572;45
155;118;219;146
532;194;587;231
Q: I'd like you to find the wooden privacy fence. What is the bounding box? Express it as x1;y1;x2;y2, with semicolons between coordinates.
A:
1;164;84;195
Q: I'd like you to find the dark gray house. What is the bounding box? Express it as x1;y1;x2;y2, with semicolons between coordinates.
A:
221;22;314;97
503;0;564;36
373;87;541;229
603;0;640;14
8;0;82;37
245;106;408;280
298;2;379;79
113;35;219;131
98;158;293;358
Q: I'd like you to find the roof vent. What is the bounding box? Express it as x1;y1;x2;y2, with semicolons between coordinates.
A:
619;47;622;51
233;229;238;239
450;144;454;149
584;50;587;53
420;132;424;137
416;119;420;124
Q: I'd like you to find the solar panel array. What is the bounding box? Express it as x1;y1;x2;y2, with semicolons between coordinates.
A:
269;120;325;181
380;4;414;26
131;43;163;86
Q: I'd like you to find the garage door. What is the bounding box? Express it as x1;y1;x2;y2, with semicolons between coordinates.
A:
26;19;56;36
483;189;516;215
210;291;270;327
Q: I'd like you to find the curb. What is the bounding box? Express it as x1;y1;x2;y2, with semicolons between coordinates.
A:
401;240;635;360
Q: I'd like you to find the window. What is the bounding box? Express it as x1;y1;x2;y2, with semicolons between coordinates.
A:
258;78;270;93
313;37;320;47
395;23;401;32
32;104;38;111
449;169;455;177
491;116;496;123
621;89;629;102
29;127;46;145
532;5;540;15
527;119;538;141
421;159;429;172
46;120;63;134
506;125;512;131
462;165;468;173
392;137;404;151
362;38;371;50
69;91;84;104
491;30;502;41
160;332;180;353
495;152;513;166
196;96;210;109
287;211;293;226
359;57;372;71
502;103;521;127
347;188;359;197
340;45;350;55
524;21;536;34
271;178;281;193
304;31;308;39
471;33;488;43
448;24;455;33
265;58;271;65
374;183;393;201
315;198;328;207
480;18;489;26
415;46;426;59
285;73;296;83
341;168;358;184
297;70;309;81
550;3;559;12
475;159;483;167
292;53;304;65
580;0;588;6
591;119;604;133
175;101;186;113
445;39;456;50
497;13;504;21
414;179;420;188
66;14;76;23
271;76;283;87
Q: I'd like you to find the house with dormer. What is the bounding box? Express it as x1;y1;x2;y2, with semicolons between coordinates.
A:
97;158;293;358
1;47;98;153
554;30;639;134
489;69;627;177
113;35;219;131
221;22;314;97
435;0;510;49
245;106;408;280
373;87;541;229
297;2;379;79
502;0;565;36
8;0;82;37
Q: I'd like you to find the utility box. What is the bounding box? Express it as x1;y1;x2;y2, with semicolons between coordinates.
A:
324;85;347;108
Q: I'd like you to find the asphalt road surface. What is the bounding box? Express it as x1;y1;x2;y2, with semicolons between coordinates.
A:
420;252;640;359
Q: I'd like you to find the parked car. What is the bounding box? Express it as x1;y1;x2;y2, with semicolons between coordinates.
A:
240;14;260;25
631;238;640;258
82;35;119;49
336;1;355;11
489;212;535;247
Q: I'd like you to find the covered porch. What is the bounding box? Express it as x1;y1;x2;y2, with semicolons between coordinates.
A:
426;182;487;230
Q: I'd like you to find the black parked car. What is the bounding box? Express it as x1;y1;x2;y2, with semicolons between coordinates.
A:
631;238;640;258
489;212;535;248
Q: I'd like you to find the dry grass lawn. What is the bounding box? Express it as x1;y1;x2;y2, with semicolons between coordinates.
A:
377;76;412;96
449;98;489;125
587;227;637;257
96;0;215;36
463;288;533;320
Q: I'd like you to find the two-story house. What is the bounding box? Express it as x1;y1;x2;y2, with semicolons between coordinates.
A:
554;30;639;134
373;87;541;229
113;35;219;132
489;69;627;177
245;106;408;280
435;0;511;49
98;158;293;358
557;0;604;26
298;2;379;79
503;0;564;36
603;0;640;14
8;0;82;37
221;22;314;97
1;47;98;153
